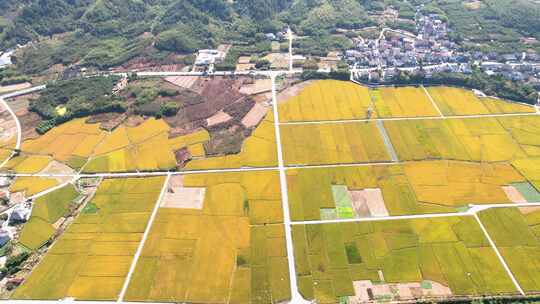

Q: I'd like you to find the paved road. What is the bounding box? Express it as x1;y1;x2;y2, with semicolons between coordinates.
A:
0;97;21;168
118;173;171;302
0;84;46;168
270;74;310;304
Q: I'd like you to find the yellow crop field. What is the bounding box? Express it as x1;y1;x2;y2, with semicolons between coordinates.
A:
292;217;516;303
187;143;205;157
403;160;524;206
278;80;374;122
481;97;535;114
9;177;59;196
125;171;289;303
478;207;540;293
4;155;51;173
281;122;390;165
498;116;540;157
427;86;536;116
93;126;130;155
427;86;489;115
512;158;540;191
185;113;277;170
84;128;209;173
126;118;169;144
371;86;439;117
287;160;525;221
385;118;525;162
12;177;165;301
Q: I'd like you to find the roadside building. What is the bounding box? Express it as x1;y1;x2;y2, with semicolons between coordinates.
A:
195;49;226;66
9;205;31;224
0;51;13;69
0;229;10;247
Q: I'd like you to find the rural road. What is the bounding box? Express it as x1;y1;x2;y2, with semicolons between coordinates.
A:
270;73;311;304
0;84;47;168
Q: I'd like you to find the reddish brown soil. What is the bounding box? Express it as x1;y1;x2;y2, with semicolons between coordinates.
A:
16;110;41;141
86;113;126;131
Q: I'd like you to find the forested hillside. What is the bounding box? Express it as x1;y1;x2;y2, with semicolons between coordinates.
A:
0;0;539;74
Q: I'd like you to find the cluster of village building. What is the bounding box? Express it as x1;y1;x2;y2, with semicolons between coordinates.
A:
344;11;540;88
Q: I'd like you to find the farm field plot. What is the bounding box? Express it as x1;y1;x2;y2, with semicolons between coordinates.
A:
19;184;80;250
384;117;527;162
427;87;535;116
12;177;165;301
370;86;439;118
287;161;524;221
9;176;60;197
124;171;290;303
478;207;540;293
278;80;374;122
498;116;540;158
291;217;517;303
281;122;390;165
185;110;277;170
10;110;275;173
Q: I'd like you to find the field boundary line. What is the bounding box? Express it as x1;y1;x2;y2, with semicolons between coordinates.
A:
474;213;524;295
422;85;444;117
279;112;539;125
375;120;399;162
117;173;171;302
291;211;468;225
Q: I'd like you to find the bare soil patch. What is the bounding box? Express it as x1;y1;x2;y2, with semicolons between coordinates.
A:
350;280;452;302
38;160;75;184
86;113;126;131
276;80;313;104
241;103;268;128
164;76;199;90
239;79;272;95
207;111;232;127
0;82;32;94
162;176;206;209
503;186;527;203
205;125;249;156
349;188;389;217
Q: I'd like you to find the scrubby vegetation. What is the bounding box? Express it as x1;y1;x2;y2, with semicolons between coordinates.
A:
31;76;124;133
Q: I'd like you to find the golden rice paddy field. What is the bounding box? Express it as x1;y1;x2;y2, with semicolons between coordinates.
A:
292;217;518;303
12;177;165;301
278;80;374;122
369;86;440;118
478;207;540;293
281;122;390;165
4;109;276;173
384;116;537;162
9;177;60;197
427;87;536;116
124;171;290;303
278;81;448;121
287;161;524;221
